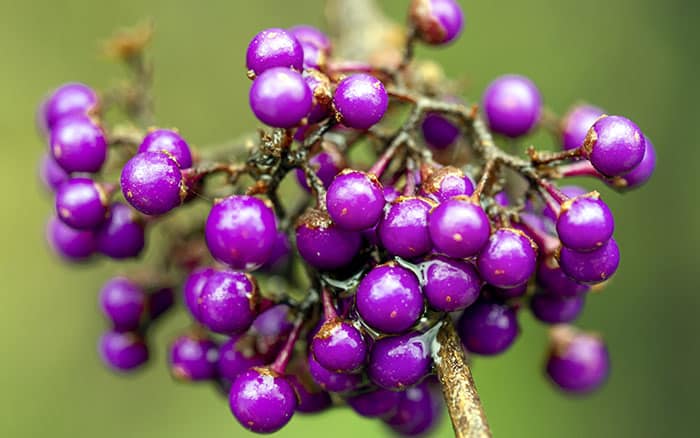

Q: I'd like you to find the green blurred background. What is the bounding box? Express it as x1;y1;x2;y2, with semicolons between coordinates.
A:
1;0;698;436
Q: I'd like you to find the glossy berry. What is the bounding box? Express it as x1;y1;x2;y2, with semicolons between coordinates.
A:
138;129;193;169
246;28;303;75
121;152;184;216
559;238;620;284
95;202;145;259
542;185;587;223
378;196;434;258
385;380;442;436
421;112;460;149
312;319;367;373
295;209;361;270
169;333;218;381
288;25;331;53
537;259;590;297
229;368;297;434
420;256;481;312
299;40;325;70
308;353;362;393
199;270;259;334
99;330;149;372
530;293;585;324
615;136;656;190
546;326;609;393
288;375;333;414
295;149;344;192
99;277;145;331
582;115;646;177
457;300;519;355
561;104;605;151
249;67;312;128
556;192;614;252
326;169;385;231
39;153;69;191
420;166;475;202
43;82;98;129
205;195;277;270
368;332;431;390
50;115;107;173
429;196;490;258
409;0;465;45
55;177;108;230
333;74;388;130
46;216;96;261
217;335;266;382
483;74;542;138
182;267;215;321
347;388;401;418
477;228;538;289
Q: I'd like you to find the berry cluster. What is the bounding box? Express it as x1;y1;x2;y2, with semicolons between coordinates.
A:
36;1;655;436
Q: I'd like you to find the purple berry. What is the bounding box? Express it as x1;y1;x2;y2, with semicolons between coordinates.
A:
561;104;605;151
368;332;431;390
55;177;108;230
385;380;443;436
537;259;590;297
457;300;519;355
421;112;460;149
39;153;69;191
477;228;538;289
582;115;646;177
303;72;332;123
420;166;475;202
308;353;363;393
182;267;214;321
95;202;145;259
428;196;490;258
299;40;325;70
542;185;587;222
199;270;259;334
326;169;385;231
333;74;388;130
229;368;297;434
249;67;312;128
46;216;96;261
531;293;585;324
50;115;107;173
217;335;266;382
557;192;614;252
546;326;609;393
288;375;333;414
347;388;401;418
251;304;294;339
288;25;331;53
614;136;656;190
99;277;145;331
420;256;481;312
99;330;149;372
409;0;465;45
121;152;184;216
259;230;292;272
378;196;434;258
169;333;219;381
295;209;362;270
205;195;277;270
138;129;193;169
483;74;542;138
312;319;367;373
356;263;424;334
559;238;620;284
246;28;303;75
295;149;344;192
383;185;401;203
44;82;99;130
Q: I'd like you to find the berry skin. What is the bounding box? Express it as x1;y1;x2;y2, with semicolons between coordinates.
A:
198;270;259;334
169;333;219;381
614;136;656;190
420;166;475;202
98;330;149;372
217;335;266;382
409;0;465;45
561;104;605;151
43;82;99;130
378;196;434;258
428;196;491;258
347;388;401;418
259;230;292;273
55;177;109;230
295;209;362;270
288;25;331;53
312;319;367;373
121;152;185;216
295;149;344;192
546;325;609;393
537;258;590;297
303;72;332;123
288;375;333;414
559;238;620;284
326;169;385;231
307;353;363;393
384;380;443;436
205;195;277;271
46;216;96;261
457;299;519;355
477;228;538;289
368;332;431;390
39;153;69;191
229;368;297;434
556;192;614;252
420;256;482;312
483;74;542;138
249;67;312;128
582;115;646;177
421;112;460;149
50;115;107;173
530;293;585;324
356;263;424;334
541;185;587;223
137;129;193;169
182;267;215;322
246;28;304;75
99;277;145;331
95;202;145;259
333;74;388;130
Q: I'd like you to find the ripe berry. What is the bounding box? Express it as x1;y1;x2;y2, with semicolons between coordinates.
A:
259;230;292;273
420;256;481;312
121;152;185;216
420;166;475;202
308;353;363;393
198;270;259;334
428;196;490;258
246;28;303;75
312;319;367;373
530;293;585;324
378;196;434;258
483;74;542;138
288;25;331;54
556;192;614;252
546;325;609;393
614;136;656;190
559;238;620;284
182;267;215;322
537;258;590;297
229;368;297;433
561;104;605;151
347;388;401;418
43;82;99;130
55;177;109;230
39;153;69;191
205;195;277;270
169;333;219;381
326;169;385;231
295;149;344;192
385;380;443;436
333;74;388;130
46;215;96;261
295;209;362;270
368;332;431;390
409;0;465;45
95;202;145;259
217;335;266;382
582;115;646;177
356;263;424;334
98;330;149;372
288;375;333;414
477;228;537;289
421;112;460;149
50;115;107;173
541;185;587;222
138;129;193;169
457;299;519;355
249;67;312;128
99;277;145;331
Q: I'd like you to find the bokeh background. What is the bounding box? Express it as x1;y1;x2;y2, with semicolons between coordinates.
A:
1;0;698;437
